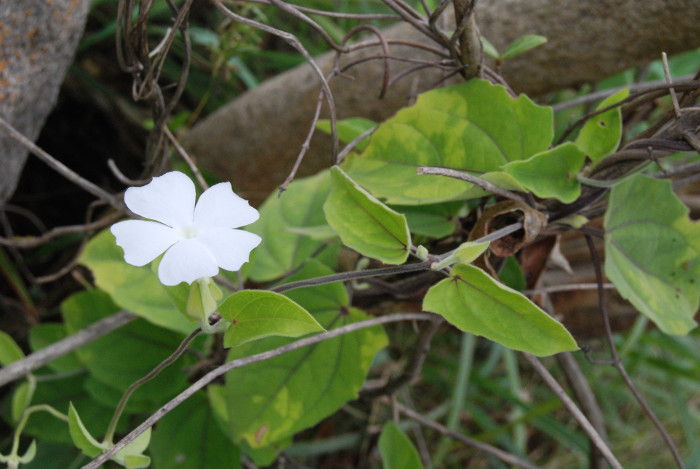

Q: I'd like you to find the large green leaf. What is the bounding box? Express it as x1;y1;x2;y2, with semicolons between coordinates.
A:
79;229;195;334
502;142;586;203
324;166;411;264
278;260;349;314
220;290;324;348
343;79;553;205
62;290;194;409
604;174;700;334
423;264;578;356
378;421;424;469
225;308;387;448
29;324;82;373
576;88;629;163
151;392;241;469
247;171;336;282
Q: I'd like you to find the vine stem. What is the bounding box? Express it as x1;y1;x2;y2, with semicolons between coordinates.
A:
0;311;137;388
102;328;202;443
0;116;124;211
585;235;686;468
521;354;624;469
417;166;528;203
80;313;437;469
394;402;543;469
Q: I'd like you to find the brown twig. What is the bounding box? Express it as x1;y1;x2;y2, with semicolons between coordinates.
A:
394;402;544;469
0;117;124;211
0;311;137;387
417;166;528;202
584;235;686;468
522;353;624;469
81;313;437;469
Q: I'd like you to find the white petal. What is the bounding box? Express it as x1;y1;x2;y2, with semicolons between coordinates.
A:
196;228;262;271
158;239;219;286
124;171;196;228
111;220;180;266
193;182;259;230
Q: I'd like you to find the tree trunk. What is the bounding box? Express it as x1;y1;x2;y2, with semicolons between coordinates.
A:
183;0;700;204
0;0;91;202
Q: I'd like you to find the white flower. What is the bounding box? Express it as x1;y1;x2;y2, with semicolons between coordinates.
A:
111;171;261;286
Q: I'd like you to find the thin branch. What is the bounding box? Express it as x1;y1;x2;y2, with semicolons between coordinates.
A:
164;127;209;190
336;126;378;164
521;353;624;469
417;166;528;202
234;0;402;20
0;311;137;387
585;235;685;468
394;402;543;469
0;212;122;249
361;316;444;398
0;116;124;211
81;312;437;469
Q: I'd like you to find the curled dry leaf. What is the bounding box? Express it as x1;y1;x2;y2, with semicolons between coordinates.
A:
469;200;548;275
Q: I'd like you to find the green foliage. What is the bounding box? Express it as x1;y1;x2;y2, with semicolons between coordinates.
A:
317;117;375;150
79;230;196;334
224;308;388;448
343;79;553;204
151;393;240;469
576;88;629;162
247;171;336;281
220;290;324;347
0;330;24;365
604;175;700;335
378;421;425;469
324;166;411;264
502;142;586;203
423;264;578;356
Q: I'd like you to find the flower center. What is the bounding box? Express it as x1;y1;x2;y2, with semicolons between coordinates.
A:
178;225;199;239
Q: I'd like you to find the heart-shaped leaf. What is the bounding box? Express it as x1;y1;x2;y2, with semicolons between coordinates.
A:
503;142;586;203
605;174;700;334
220;290;324;348
343;79;553;205
324;166;411;264
423;264;578;356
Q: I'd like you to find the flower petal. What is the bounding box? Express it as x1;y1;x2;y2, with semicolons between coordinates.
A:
111;220;180;266
125;171;196;228
193;182;259;230
158;239;219;286
196;228;262;271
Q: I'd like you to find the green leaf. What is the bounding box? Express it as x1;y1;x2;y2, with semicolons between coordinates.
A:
113;429;151;469
501;34;547;60
225;308;388;448
29;324;82;373
11;378;35;423
0;329;24;365
423;264;578;356
378;421;424;469
499;256;527;291
247;171;336;282
317;117;375;151
68;403;103;458
396;202;464;238
278;260;349;314
576;88;629;163
454;241;491;264
343;79;553;205
79;229;196;334
62;290;194;409
151;392;241;469
324;166;411;264
503;142;586;203
220;290;324;348
604;174;700;334
480;36;500;59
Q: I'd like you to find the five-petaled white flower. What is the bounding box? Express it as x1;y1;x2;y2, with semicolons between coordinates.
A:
111;171;261;286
